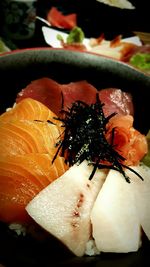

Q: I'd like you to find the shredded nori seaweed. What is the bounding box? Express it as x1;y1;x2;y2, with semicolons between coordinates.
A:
52;93;143;183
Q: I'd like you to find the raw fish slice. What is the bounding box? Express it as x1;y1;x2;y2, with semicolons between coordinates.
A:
91;169;141;253
26;161;107;256
105;115;148;166
0;98;59;124
16;78;62;116
0;120;61;156
0;154;68;223
47;7;77;30
61;81;97;110
98;88;134;116
15;77;134;118
125;164;150;240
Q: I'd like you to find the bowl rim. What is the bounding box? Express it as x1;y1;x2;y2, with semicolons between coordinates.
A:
0;47;149;77
1;46;150;83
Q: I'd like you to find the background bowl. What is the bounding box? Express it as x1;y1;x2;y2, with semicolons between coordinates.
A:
0;48;150;267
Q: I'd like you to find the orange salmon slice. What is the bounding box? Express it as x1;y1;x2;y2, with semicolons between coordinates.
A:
0;154;68;223
0;98;60;124
0;119;62;156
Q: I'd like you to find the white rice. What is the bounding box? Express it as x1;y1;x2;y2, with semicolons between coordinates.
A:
85;239;100;256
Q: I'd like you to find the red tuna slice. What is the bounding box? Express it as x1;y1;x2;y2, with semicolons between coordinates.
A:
99;88;134;117
61;80;98;110
16;78;62;116
16;78;134;118
47;7;77;30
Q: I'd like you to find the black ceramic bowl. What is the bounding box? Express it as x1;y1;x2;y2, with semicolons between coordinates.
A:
0;48;150;267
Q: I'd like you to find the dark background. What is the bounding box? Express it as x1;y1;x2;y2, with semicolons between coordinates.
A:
36;0;149;37
0;0;149;49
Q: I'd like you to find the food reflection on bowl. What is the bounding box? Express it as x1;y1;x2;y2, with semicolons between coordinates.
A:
0;48;150;266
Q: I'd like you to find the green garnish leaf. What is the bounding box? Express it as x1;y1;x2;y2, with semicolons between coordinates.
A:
142;130;150;167
129;53;150;71
56;34;64;42
66;27;85;44
0;39;11;53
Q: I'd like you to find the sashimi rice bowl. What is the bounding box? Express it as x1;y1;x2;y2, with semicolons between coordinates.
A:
0;49;150;265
